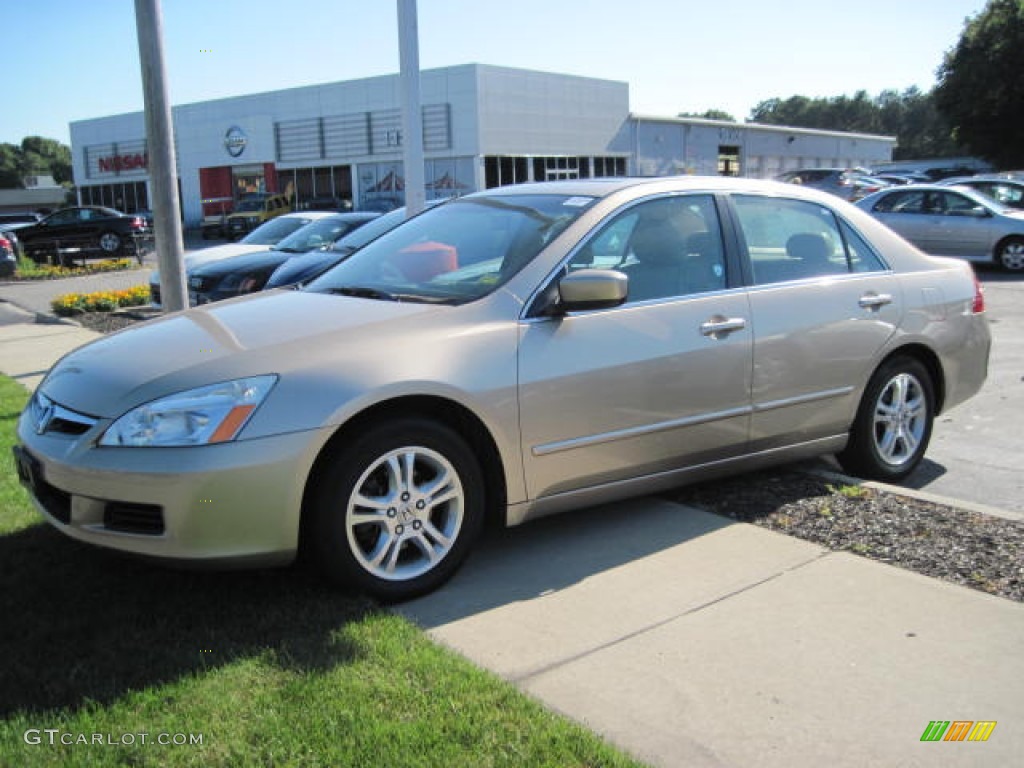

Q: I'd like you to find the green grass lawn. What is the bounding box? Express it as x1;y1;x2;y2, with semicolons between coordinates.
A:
0;376;643;767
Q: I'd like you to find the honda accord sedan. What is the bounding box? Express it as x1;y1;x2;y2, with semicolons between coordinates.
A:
14;177;990;601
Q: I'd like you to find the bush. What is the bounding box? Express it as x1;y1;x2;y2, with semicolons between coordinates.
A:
15;257;136;281
51;285;151;316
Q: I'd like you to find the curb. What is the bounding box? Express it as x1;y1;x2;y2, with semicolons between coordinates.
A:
803;465;1024;523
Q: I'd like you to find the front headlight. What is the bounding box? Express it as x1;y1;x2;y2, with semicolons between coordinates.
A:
99;375;278;447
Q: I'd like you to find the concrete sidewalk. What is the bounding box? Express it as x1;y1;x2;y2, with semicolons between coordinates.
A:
0;295;1021;767
401;501;1022;767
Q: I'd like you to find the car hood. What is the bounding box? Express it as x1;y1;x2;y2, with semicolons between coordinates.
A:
184;243;273;271
191;248;291;277
266;249;349;287
40;290;459;420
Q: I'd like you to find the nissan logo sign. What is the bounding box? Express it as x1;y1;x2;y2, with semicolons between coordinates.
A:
224;126;248;158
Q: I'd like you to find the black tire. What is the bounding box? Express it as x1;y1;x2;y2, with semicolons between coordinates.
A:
307;418;484;602
837;356;934;481
996;236;1024;271
98;231;123;256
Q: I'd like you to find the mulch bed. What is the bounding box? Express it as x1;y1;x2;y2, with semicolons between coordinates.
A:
672;469;1022;603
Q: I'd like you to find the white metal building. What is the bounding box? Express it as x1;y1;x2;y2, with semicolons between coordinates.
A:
69;64;896;226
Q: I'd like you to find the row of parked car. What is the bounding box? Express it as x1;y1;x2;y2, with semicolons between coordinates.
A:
773;168;1024;271
167;167;1024;308
150;207;425;306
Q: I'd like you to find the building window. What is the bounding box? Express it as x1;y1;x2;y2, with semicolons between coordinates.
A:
718;145;741;177
484;156;529;188
593;156;627;177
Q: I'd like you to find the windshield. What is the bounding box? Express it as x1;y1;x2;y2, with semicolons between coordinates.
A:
329;207;409;253
273;216;367;252
306;194;595;304
240;216;311;245
235;198;266;212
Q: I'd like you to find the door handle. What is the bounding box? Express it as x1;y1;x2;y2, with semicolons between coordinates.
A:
858;292;893;309
700;316;747;338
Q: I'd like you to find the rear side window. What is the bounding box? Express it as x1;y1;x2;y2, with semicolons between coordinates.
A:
732;195;885;284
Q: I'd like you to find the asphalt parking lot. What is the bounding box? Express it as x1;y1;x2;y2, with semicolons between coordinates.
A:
901;269;1024;514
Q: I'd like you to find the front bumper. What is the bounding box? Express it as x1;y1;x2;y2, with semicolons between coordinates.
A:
15;405;332;566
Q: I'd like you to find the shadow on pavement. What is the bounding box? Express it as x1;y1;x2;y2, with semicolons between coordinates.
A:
404;498;734;628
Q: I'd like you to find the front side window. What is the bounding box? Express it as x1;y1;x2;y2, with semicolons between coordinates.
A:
307;194;596;304
733;195;884;284
567;194;727;302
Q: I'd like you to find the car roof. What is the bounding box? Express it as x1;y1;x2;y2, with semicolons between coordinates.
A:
475;175;823;200
279;211;336;221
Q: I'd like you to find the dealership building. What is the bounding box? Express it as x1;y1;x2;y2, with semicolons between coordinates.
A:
69;64;896;226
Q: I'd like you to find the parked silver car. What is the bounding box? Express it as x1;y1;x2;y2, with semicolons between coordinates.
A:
856;184;1024;270
937;176;1024;211
14;177;990;601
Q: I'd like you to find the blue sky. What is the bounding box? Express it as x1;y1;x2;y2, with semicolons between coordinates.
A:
4;0;988;147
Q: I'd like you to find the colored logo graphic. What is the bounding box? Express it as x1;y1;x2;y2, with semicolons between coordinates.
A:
224;126;248;158
920;721;996;742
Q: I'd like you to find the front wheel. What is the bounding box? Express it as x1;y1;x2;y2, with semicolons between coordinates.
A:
996;237;1024;271
837;357;934;481
307;418;484;602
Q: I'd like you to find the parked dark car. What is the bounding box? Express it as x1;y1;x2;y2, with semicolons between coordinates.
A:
17;206;153;265
187;212;379;305
265;205;426;289
0;211;42;226
0;230;16;277
775;168;888;201
300;195;352;212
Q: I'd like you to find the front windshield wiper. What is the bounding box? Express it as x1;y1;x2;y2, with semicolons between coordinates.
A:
327;285;398;301
274;246;302;253
324;286;457;304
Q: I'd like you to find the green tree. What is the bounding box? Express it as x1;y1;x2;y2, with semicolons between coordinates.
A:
0;136;73;188
0;144;21;188
934;0;1024;167
748;89;960;160
678;109;736;122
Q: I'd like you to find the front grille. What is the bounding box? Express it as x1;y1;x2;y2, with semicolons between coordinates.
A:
27;392;98;437
104;502;165;535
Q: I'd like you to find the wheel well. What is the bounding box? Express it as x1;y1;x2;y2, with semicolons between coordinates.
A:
993;234;1024;264
299;395;508;550
879;344;946;413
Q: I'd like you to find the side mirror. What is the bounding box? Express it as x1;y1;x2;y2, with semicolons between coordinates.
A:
550;269;628;315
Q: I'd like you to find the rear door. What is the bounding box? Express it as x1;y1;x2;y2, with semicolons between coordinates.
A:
864;189;944;253
730;194;902;452
930;190;998;260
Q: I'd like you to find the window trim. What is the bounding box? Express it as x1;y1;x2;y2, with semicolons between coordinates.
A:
726;192;891;287
522;191;736;319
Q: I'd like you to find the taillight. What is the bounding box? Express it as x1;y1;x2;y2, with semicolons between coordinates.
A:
971;270;985;314
0;236;10;250
130;217;144;229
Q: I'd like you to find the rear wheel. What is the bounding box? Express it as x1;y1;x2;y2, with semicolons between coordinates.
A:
996;237;1024;271
98;231;122;256
308;418;484;602
837;356;934;481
